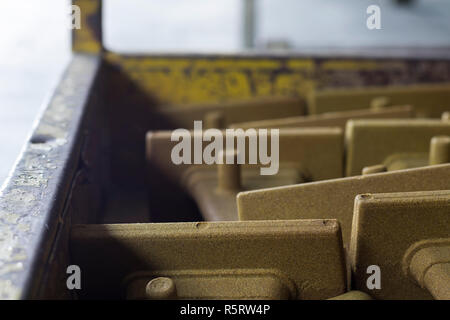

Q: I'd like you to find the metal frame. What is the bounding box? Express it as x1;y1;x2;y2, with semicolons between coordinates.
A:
0;55;101;299
0;0;449;299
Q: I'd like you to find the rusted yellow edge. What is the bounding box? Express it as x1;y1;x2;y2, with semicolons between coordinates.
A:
72;0;102;53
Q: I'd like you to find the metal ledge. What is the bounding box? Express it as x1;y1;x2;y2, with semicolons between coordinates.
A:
104;47;450;61
0;54;101;299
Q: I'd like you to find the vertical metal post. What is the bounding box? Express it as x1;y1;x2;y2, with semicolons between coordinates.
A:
72;0;103;53
243;0;256;49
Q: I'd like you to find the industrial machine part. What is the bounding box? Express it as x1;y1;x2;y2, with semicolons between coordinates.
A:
350;190;450;300
70;219;347;300
237;164;450;246
229;105;413;130
152;96;306;129
0;0;449;300
403;238;450;300
345;119;450;176
146;128;343;221
308;83;450;117
328;291;373;300
182;163;302;221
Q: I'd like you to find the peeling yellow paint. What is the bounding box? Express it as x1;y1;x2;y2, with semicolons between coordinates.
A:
321;60;380;70
105;54;321;105
193;59;281;70
72;0;102;53
105;54;416;106
287;59;314;70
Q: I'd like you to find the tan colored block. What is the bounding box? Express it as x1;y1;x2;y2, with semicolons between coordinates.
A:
404;238;450;300
345;119;450;176
155;96;305;129
349;190;450;300
429;135;450;165
184;166;302;221
147;128;343;221
328;290;373;300
442;111;450;121
237;164;450;246
361;164;387;175
229;105;413;130
70;219;347;300
147;128;343;185
308;83;450;117
126;271;293;300
370;96;391;110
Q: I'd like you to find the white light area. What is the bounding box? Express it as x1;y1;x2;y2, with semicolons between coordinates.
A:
104;0;242;53
0;0;71;187
105;0;450;52
257;0;450;48
0;0;70;69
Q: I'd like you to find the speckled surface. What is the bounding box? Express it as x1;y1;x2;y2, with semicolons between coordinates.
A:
349;190;450;300
346;119;450;176
0;54;100;299
230;105;413;130
71;219;347;300
238;164;450;246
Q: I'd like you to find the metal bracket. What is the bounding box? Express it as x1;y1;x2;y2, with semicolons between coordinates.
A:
70;219;347;299
349;190;450;299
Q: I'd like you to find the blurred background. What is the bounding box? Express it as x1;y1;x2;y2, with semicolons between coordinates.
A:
1;0;450;187
104;0;450;52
